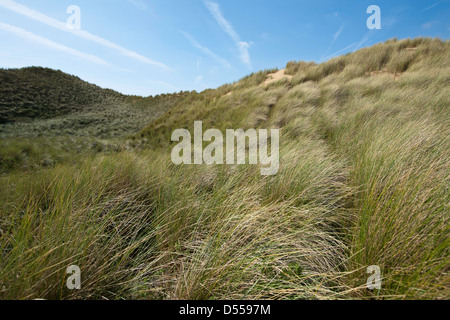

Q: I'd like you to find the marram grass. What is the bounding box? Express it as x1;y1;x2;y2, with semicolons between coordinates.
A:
0;38;449;299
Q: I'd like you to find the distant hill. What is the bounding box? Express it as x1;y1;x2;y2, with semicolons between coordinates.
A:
0;67;122;124
0;67;190;138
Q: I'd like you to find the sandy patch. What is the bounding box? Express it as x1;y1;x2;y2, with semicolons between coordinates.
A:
367;68;401;80
261;69;293;87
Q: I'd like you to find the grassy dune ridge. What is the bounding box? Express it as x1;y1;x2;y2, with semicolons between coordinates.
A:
0;38;448;299
0;67;190;172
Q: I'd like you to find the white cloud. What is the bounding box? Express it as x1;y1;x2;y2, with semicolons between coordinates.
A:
321;23;346;59
0;0;170;70
419;1;443;13
146;80;179;92
383;16;398;28
326;12;339;19
319;42;357;63
204;1;252;69
194;75;203;85
205;1;239;43
333;24;345;41
422;22;433;29
128;0;148;11
0;21;109;65
353;31;373;52
237;41;251;68
182;31;232;69
258;32;270;40
209;66;218;74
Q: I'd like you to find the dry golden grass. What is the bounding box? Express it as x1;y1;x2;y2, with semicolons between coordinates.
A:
0;37;448;300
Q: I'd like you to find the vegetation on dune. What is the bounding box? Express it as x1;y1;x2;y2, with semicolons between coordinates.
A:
0;67;190;137
0;67;122;124
0;67;191;172
0;38;449;299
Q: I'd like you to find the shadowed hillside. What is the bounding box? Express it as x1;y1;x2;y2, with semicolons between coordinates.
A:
0;67;190;138
0;67;190;172
0;67;123;124
0;38;448;300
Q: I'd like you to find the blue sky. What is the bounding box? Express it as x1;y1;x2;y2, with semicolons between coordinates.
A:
0;0;449;96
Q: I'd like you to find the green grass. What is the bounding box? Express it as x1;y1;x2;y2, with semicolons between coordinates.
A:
0;37;448;299
0;67;191;172
0;67;122;124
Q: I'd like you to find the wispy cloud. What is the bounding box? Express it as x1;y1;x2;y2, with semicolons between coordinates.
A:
258;32;270;40
353;31;374;52
334;24;345;40
181;31;232;69
419;1;443;13
194;75;203;85
319;42;357;63
326;12;339;19
128;0;148;11
204;1;252;69
0;0;170;70
383;16;398;29
0;21;109;65
322;23;346;58
422;21;434;29
146;80;179;92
